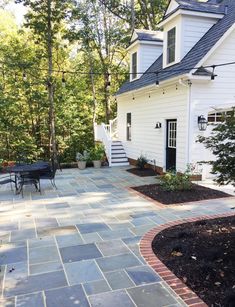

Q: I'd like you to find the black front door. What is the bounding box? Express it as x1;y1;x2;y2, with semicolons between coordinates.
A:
166;119;177;171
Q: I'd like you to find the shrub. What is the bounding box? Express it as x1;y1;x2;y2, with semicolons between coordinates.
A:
160;171;192;192
136;155;148;170
90;144;105;161
198;108;235;187
76;150;90;162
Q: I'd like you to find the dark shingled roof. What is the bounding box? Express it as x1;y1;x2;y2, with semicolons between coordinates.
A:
174;0;226;15
117;0;235;96
132;29;163;43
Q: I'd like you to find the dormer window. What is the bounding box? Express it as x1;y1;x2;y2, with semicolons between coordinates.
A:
132;52;137;80
167;27;176;64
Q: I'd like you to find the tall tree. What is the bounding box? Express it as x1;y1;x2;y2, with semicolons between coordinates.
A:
98;0;168;31
15;0;72;167
71;0;128;123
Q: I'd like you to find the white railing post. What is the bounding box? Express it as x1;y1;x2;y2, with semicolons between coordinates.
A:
94;118;118;167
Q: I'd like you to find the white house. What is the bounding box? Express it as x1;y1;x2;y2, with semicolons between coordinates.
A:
95;0;235;179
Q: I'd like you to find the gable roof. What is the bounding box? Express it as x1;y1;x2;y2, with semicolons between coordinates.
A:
129;29;163;48
134;29;163;42
116;1;235;96
164;0;226;21
173;0;226;15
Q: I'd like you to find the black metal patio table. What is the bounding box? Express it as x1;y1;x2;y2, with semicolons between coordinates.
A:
8;162;50;196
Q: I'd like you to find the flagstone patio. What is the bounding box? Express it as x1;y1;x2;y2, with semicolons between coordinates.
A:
0;167;234;307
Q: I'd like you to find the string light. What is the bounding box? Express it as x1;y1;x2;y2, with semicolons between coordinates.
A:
211;65;217;80
22;72;27;81
62;72;66;87
1;60;235;78
155;72;159;86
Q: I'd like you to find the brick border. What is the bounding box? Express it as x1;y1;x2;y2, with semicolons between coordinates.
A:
139;212;235;307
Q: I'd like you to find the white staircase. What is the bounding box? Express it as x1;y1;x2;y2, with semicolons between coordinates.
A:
111;141;129;166
94;118;129;167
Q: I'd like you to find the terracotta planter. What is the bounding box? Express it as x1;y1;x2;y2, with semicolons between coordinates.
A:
77;161;86;170
93;160;102;168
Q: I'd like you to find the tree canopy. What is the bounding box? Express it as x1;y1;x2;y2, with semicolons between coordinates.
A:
0;0;168;163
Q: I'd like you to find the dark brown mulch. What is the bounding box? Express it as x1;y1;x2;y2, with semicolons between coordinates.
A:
132;183;231;205
152;216;235;307
126;168;158;177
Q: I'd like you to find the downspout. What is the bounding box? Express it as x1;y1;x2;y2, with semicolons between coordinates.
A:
187;80;192;166
179;78;192;167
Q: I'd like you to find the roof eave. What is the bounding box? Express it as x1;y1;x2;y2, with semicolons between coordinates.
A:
158;8;224;28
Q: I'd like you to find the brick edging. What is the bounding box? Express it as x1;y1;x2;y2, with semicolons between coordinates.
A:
139;212;235;307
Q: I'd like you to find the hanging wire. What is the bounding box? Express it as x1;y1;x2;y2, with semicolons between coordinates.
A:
1;60;235;77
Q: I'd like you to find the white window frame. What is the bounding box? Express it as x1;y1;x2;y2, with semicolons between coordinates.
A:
168;121;177;149
167;27;176;64
131;52;137;80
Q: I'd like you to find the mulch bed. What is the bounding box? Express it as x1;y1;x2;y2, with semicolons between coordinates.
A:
132;183;231;204
127;168;158;177
152;216;235;307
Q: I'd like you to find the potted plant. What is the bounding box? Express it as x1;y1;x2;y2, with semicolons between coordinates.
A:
90;144;105;168
76;150;89;170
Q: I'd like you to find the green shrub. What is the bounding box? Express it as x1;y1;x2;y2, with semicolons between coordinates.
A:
90;144;105;161
76;150;90;162
160;171;192;192
136;155;148;170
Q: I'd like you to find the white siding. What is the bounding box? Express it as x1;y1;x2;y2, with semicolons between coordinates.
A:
139;44;163;73
190;28;235;178
129;42;163;81
166;0;178;16
163;15;182;68
117;85;189;171
182;16;218;58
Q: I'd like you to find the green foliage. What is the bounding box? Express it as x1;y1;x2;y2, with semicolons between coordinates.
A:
0;1;168;164
198;109;235;187
76;150;90;162
160;171;192;192
136;155;148;170
90;143;105;161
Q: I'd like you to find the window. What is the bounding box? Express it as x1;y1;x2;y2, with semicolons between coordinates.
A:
167;27;176;64
208;110;233;123
168;121;177;148
127;113;131;141
132;52;137;80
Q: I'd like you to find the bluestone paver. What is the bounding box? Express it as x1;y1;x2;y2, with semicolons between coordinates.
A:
64;259;103;284
45;284;89;307
0;167;233;306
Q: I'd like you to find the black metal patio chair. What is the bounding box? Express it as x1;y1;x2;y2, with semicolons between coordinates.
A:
0;173;16;191
39;164;57;189
17;171;41;197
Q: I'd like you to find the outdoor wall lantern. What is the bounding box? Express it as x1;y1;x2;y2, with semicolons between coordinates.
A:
155;122;162;129
198;115;208;131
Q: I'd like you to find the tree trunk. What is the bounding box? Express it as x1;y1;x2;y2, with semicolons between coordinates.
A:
131;0;135;33
104;72;111;123
47;0;58;169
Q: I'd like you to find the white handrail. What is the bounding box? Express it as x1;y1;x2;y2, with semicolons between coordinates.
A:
109;118;118;139
94;123;112;166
